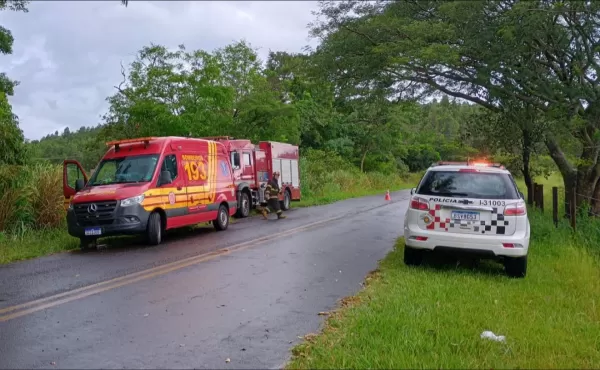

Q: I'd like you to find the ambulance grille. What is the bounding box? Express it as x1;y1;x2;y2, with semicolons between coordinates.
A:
74;201;117;226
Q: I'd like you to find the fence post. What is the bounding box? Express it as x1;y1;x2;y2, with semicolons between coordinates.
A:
539;184;544;212
570;190;577;230
527;183;534;206
552;186;558;227
533;182;539;209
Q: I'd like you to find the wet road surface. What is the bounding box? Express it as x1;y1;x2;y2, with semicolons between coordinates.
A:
0;190;410;369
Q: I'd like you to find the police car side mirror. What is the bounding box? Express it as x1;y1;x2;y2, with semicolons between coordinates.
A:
410;187;415;195
75;179;85;192
158;171;173;186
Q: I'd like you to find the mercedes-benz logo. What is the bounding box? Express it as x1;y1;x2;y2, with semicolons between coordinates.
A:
87;203;98;214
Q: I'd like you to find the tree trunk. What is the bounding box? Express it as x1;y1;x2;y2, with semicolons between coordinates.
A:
360;149;369;173
575;143;600;214
522;128;533;205
545;136;577;216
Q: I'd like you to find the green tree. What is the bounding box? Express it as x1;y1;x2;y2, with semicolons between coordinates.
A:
0;0;29;164
0;0;28;96
311;0;600;210
0;92;25;165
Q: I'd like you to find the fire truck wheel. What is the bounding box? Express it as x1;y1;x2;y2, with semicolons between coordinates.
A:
79;237;97;252
280;190;291;211
146;212;162;246
236;192;250;218
213;204;230;231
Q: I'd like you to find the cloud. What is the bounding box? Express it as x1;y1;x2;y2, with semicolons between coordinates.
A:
0;0;319;140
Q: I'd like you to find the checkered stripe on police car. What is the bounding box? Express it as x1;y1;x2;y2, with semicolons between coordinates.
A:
426;204;443;230
447;207;510;235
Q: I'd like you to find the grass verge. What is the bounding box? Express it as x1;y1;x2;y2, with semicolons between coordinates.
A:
0;228;79;264
287;199;600;369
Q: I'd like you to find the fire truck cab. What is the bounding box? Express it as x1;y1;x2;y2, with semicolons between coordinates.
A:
202;137;301;218
62;137;237;250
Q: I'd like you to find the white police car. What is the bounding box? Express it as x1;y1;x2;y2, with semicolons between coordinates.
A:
403;161;530;278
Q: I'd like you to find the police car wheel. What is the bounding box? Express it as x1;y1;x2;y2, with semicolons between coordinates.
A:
504;255;527;278
147;212;162;246
404;246;424;266
213;204;229;231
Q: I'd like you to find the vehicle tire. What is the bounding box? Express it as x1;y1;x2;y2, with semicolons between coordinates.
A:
146;212;162;246
404;246;424;266
213;204;230;231
504;255;527;278
236;191;250;218
79;237;97;252
280;190;291;211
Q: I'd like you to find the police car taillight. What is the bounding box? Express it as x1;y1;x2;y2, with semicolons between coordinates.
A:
504;202;527;216
410;196;430;211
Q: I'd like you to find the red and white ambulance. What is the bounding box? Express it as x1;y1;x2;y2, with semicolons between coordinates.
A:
63;137;237;250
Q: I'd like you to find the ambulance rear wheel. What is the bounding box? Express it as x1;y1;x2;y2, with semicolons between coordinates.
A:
213;204;230;231
146;212;162;246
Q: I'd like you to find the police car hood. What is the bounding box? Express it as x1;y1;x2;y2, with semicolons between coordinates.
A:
72;183;150;203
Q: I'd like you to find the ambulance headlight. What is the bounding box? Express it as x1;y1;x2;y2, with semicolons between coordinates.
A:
120;194;145;207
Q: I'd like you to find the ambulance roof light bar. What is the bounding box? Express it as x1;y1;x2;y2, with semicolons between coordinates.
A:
106;137;157;152
200;136;236;141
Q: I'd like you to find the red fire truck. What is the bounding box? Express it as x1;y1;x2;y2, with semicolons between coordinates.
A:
201;137;301;218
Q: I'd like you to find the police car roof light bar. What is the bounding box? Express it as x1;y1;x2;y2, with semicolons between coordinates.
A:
434;161;505;169
106;137;156;152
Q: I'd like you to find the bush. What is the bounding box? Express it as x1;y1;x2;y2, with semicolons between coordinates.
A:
300;148;411;199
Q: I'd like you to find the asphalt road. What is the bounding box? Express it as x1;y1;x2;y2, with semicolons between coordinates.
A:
0;190;410;369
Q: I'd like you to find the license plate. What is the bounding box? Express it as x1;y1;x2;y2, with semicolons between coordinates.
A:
84;227;102;236
451;211;480;221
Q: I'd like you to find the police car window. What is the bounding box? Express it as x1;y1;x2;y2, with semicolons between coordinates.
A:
161;155;178;181
417;171;519;199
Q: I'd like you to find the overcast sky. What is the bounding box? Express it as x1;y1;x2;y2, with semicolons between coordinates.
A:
0;0;320;141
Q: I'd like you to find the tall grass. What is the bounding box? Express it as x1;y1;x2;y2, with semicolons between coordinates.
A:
0;163;64;233
298;149;419;205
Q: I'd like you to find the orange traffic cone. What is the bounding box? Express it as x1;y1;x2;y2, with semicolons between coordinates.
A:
385;190;391;201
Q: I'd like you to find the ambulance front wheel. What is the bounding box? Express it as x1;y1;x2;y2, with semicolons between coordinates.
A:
146;211;162;246
79;237;97;252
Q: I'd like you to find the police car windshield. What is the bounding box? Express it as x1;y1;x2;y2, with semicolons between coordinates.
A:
88;155;159;186
416;170;520;199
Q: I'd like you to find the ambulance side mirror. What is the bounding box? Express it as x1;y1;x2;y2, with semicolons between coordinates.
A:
158;171;173;186
75;179;85;192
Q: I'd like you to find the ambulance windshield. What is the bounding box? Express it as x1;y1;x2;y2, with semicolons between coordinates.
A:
88;154;159;186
